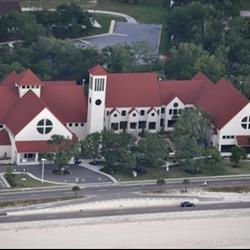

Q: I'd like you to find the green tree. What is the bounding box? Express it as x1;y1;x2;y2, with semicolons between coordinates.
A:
165;43;225;81
102;131;136;174
72;185;81;198
81;132;103;162
173;108;214;173
230;146;247;167
137;133;168;168
47;135;80;171
156;178;166;192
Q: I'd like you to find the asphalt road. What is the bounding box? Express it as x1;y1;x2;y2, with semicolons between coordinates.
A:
1;201;250;224
1;177;250;203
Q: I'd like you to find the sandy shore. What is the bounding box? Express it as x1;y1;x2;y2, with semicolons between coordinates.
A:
1;209;250;249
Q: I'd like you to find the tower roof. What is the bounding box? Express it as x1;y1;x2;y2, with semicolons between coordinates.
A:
88;64;107;76
15;69;42;86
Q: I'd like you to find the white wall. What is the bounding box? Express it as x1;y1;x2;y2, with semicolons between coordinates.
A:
0;146;11;158
18;86;41;98
164;97;185;131
105;106;162;133
219;103;250;149
87;74;107;134
15;108;72;141
66;123;86;140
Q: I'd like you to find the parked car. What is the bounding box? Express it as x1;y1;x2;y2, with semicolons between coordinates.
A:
180;201;195;208
132;166;146;176
74;159;82;164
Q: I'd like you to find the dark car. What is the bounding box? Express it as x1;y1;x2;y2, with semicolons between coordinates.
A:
180;201;195;208
74;159;82;164
132;166;146;175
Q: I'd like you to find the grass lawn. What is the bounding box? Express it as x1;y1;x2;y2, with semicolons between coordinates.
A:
110;159;250;182
93;14;125;35
8;174;55;188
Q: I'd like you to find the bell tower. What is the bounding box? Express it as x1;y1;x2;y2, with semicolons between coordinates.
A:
87;65;107;134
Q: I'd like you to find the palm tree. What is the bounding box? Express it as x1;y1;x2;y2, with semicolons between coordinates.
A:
157;178;166;193
182;179;190;193
72;185;81;198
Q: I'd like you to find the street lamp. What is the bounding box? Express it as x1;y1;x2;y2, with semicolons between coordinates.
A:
41;158;47;183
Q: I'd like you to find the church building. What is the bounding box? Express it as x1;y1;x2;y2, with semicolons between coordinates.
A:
0;64;249;165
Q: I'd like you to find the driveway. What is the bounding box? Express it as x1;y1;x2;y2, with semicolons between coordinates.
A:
0;164;114;185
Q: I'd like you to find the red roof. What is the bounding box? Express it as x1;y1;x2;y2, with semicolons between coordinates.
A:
0;130;11;145
4;91;46;135
42;84;87;123
15;69;42;86
106;73;161;108
237;136;250;146
195;78;249;129
16;135;78;153
88;64;107;76
0;69;87;132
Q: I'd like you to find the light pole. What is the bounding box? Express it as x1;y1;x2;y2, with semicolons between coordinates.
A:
41;158;47;183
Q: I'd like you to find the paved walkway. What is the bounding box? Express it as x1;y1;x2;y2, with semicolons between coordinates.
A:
0;162;115;186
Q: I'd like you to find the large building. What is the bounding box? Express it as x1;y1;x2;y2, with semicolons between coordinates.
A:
0;65;249;165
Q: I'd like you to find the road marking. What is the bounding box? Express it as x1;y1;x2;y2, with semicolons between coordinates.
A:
98;189;108;192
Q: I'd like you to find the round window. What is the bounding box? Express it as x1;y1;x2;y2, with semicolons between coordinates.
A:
114;114;117;117
95;99;102;106
37;119;53;135
151;113;155;117
133;113;136;117
173;102;178;108
241;116;250;129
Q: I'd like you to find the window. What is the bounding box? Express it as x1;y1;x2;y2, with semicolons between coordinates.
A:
114;113;118;117
37;119;53;135
121;110;126;116
169;109;172;115
173;102;178;108
75;123;79;127
133;113;136;117
0;124;3;129
151;113;155;117
111;123;119;131
107;111;110;116
130;122;137;129
89;98;91;104
140;110;145;116
223;135;235;139
139;121;146;129
69;123;72;127
241;116;250;129
81;123;84;127
95;99;102;106
148;122;156;130
120;121;128;130
173;109;178;115
161;108;165;114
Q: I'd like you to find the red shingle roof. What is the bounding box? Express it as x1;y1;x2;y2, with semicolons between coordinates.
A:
195;78;249;129
0;69;87;131
4;91;46;135
16;135;78;153
106;73;161;108
237;136;250;146
15;69;42;86
0;130;11;145
88;64;107;75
